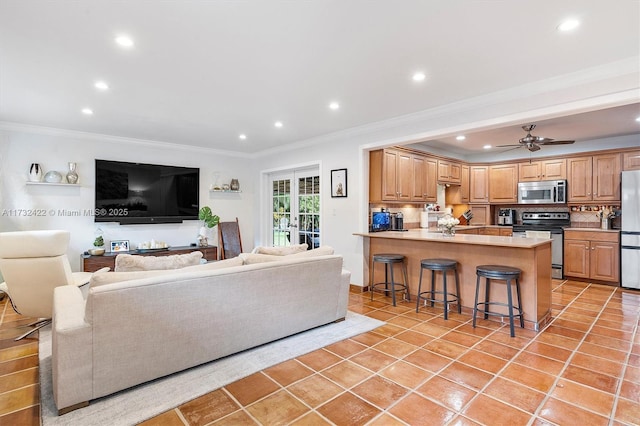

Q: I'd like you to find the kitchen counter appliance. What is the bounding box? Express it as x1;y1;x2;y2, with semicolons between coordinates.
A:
513;212;570;279
621;170;640;289
498;208;516;225
518;180;567;204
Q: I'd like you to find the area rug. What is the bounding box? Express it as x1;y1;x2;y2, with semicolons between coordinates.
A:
39;311;384;426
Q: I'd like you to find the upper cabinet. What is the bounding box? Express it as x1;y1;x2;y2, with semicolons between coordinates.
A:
469;166;489;203
460;165;470;203
489;163;518;203
437;160;461;184
623;150;640;171
369;148;436;203
518;159;566;182
567;154;621;202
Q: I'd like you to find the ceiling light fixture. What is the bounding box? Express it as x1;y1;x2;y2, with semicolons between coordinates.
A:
81;108;94;115
239;134;247;140
274;121;283;128
412;72;426;82
557;19;580;32
456;135;466;141
483;144;492;150
329;102;340;110
115;35;134;48
635;116;640;122
94;81;109;91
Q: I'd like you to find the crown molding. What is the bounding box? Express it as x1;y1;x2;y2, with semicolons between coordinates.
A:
0;121;253;159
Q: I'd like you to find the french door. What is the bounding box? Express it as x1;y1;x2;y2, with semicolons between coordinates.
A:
269;167;320;249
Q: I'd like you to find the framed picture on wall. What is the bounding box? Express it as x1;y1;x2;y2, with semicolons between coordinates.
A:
110;240;130;252
331;168;347;198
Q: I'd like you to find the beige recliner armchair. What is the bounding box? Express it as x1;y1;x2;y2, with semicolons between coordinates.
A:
0;230;102;340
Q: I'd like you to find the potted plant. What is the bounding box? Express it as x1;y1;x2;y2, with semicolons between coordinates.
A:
89;235;105;255
198;206;220;247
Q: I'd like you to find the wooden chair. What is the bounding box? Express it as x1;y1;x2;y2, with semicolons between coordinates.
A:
218;217;243;259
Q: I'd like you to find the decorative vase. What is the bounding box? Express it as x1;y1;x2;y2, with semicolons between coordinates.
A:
29;163;42;182
66;162;79;184
442;226;456;237
230;178;240;191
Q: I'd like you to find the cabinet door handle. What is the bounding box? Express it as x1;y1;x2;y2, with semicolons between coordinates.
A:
592;247;595;250
585;247;589;250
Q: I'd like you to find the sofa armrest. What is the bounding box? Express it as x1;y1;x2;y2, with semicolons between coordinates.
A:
52;286;93;411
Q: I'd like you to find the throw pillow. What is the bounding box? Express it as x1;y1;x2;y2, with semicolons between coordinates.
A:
239;253;281;264
286;245;334;258
239;246;335;265
252;243;308;256
181;257;243;271
114;251;203;272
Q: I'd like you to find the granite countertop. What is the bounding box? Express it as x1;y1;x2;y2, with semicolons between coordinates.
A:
354;229;551;248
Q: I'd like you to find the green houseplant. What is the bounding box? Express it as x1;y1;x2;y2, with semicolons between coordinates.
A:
89;235;105;255
198;206;220;247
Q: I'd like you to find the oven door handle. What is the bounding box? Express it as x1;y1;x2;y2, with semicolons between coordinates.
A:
553;187;556;203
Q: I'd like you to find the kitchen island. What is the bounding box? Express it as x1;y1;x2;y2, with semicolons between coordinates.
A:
354;229;553;330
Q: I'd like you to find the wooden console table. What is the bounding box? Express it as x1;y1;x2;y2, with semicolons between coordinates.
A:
81;245;218;272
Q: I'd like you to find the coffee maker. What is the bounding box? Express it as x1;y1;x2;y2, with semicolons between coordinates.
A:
391;212;406;231
498;208;516;225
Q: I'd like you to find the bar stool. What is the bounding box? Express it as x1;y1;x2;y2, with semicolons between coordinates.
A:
473;265;523;337
370;254;410;306
416;259;460;319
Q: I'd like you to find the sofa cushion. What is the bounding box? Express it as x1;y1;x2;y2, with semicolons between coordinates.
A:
240;246;335;265
114;251;203;272
252;243;308;256
91;257;244;287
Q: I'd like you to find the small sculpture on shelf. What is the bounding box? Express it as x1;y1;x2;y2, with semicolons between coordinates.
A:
198;206;220;247
66;162;79;184
230;178;240;191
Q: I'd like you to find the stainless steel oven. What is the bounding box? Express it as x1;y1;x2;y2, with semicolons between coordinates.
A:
513;212;570;279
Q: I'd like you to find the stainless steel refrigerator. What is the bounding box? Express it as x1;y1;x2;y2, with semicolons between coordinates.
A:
621;170;640;289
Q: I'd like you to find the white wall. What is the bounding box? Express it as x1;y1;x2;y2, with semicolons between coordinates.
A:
0;128;255;271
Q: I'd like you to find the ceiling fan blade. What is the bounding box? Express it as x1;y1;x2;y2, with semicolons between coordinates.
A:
539;140;575;145
535;137;554;143
499;146;524;152
496;144;523;147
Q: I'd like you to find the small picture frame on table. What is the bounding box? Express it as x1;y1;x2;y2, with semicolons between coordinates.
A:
331;168;347;198
110;240;130;253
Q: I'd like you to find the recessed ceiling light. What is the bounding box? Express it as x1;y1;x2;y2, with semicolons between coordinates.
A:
456;135;466;141
557;19;580;32
274;121;283;128
94;81;109;91
239;134;247;140
81;108;93;115
115;35;134;48
329;102;340;110
635;116;640;122
412;72;426;82
483;145;492;150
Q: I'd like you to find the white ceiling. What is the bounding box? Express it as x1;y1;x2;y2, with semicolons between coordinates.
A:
1;1;639;155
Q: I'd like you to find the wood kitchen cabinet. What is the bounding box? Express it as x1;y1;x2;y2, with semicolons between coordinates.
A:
519;159;566;181
489;163;518;203
469;166;489;203
410;153;438;202
460;165;470;203
437;160;461;184
469;205;493;225
421;156;438;202
567;154;621;202
369;148;413;202
623;150;640;170
564;230;619;284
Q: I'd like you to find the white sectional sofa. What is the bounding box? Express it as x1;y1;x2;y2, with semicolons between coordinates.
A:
51;250;350;414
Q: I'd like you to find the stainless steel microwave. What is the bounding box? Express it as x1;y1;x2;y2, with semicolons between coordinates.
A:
517;180;567;204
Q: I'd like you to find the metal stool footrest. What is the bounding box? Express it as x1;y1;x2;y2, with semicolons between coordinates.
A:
370;253;410;306
473;264;524;337
416;258;460;320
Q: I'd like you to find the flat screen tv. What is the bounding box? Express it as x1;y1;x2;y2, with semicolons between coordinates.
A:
95;159;199;224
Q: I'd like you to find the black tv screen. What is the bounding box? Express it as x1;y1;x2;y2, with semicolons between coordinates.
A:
95;159;199;224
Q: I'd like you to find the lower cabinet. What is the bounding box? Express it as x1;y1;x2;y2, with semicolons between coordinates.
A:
564;230;619;283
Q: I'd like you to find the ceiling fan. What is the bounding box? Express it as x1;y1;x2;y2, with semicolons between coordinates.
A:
497;124;575;152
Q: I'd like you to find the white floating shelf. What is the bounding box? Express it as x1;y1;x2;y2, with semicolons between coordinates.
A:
209;189;242;193
26;181;81;187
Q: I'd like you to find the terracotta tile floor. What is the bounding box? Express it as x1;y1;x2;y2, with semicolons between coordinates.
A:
2;280;640;425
